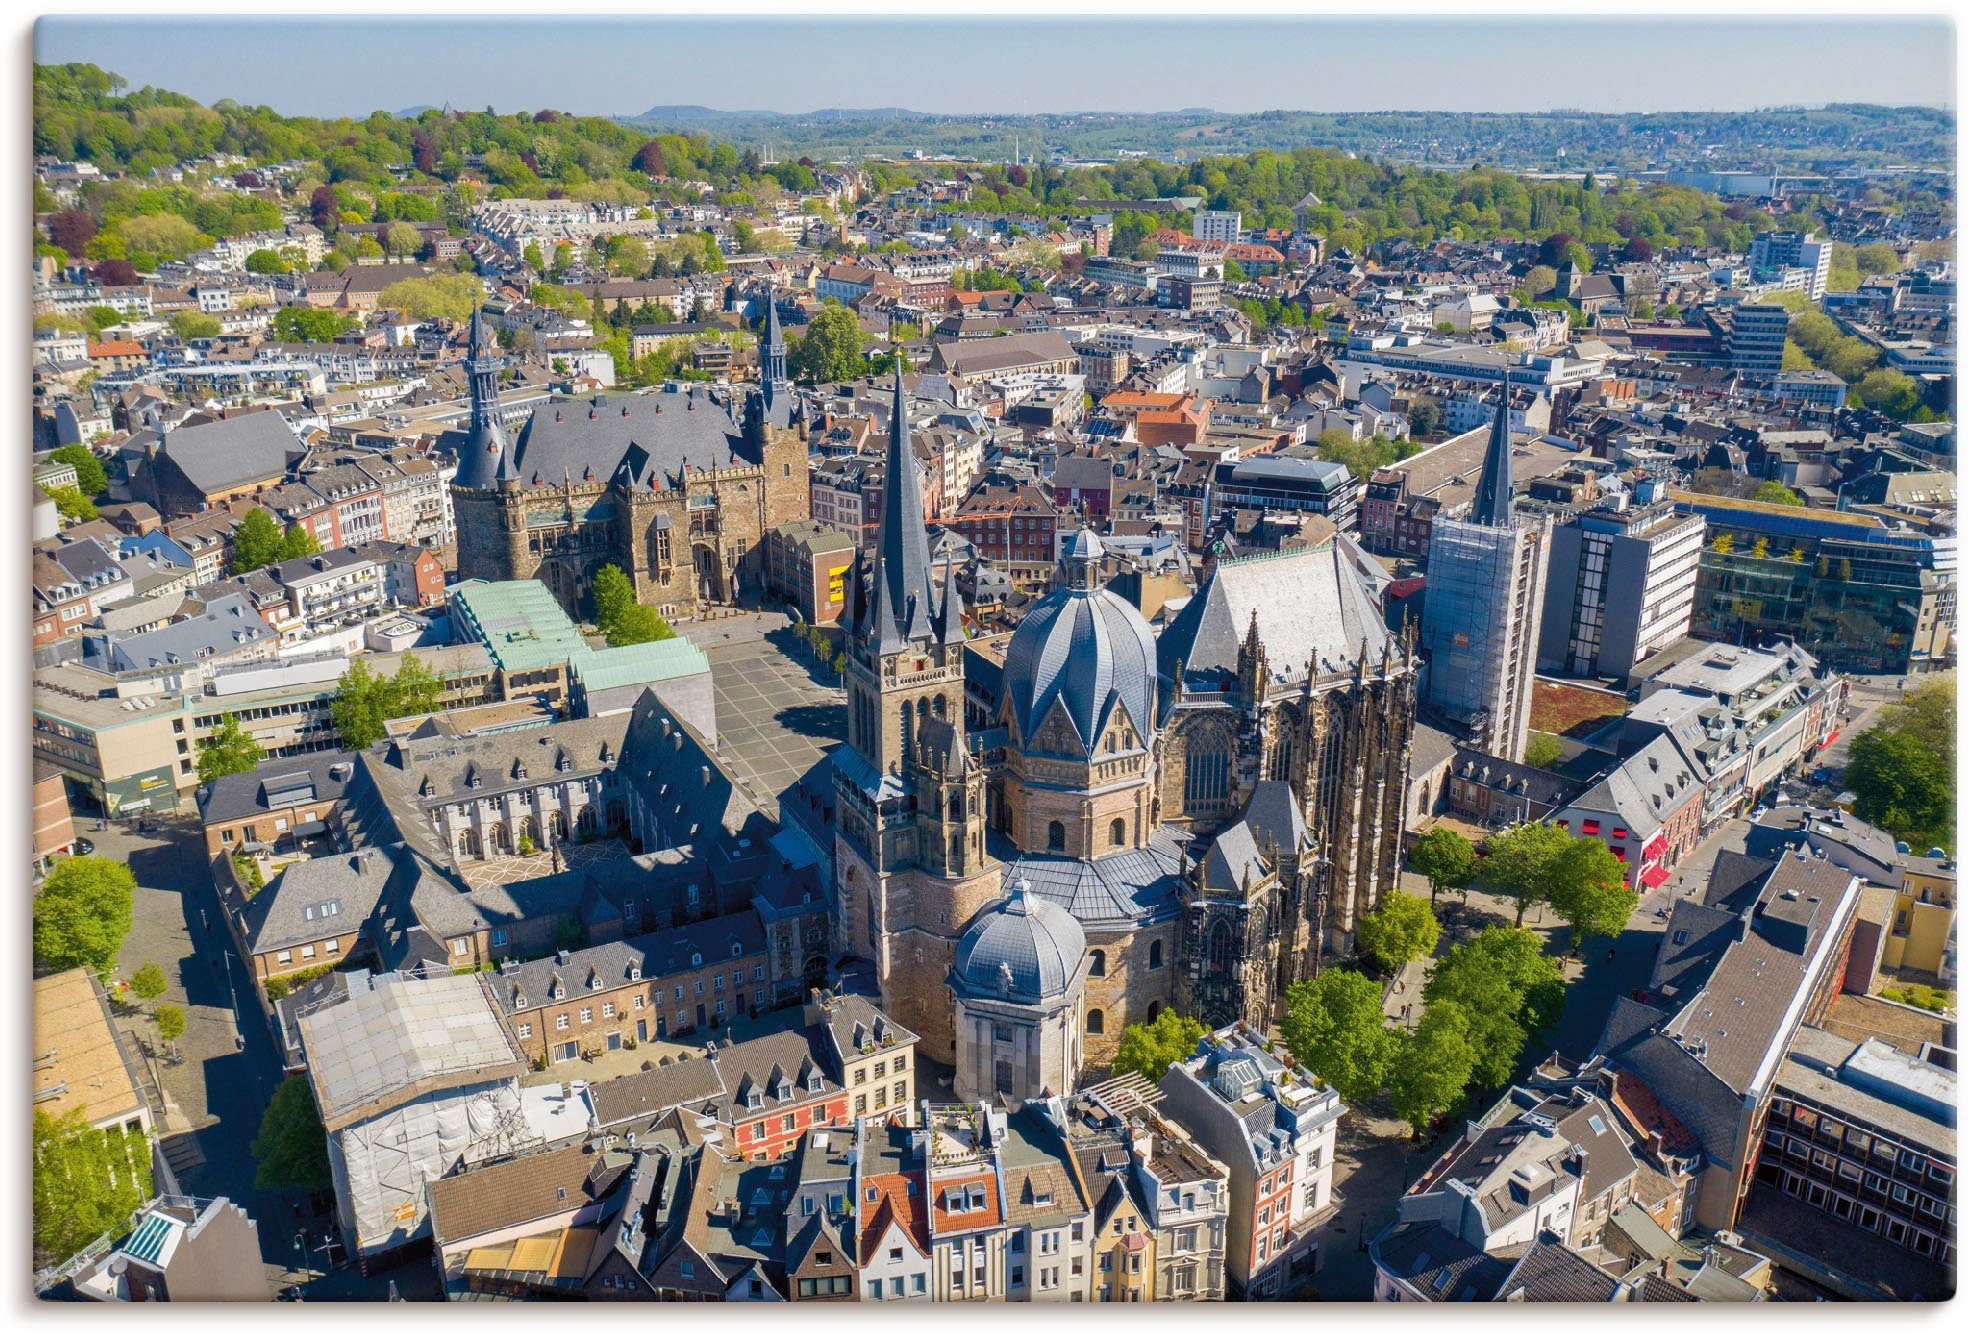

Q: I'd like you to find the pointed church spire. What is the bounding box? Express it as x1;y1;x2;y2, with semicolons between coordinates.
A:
1471;374;1515;527
864;368;937;652
761;295;788;409
454;305;512;488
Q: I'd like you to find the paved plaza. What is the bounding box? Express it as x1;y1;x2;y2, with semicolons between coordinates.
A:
686;615;845;813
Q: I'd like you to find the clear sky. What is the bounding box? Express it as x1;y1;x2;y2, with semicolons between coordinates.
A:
35;15;1955;119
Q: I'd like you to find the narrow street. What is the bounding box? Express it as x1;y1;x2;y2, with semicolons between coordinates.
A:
98;813;417;1299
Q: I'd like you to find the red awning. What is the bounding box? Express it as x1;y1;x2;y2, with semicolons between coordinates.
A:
1640;863;1672;889
1819;728;1840;749
1641;833;1669;862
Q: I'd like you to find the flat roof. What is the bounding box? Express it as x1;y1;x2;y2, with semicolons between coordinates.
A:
33;969;148;1129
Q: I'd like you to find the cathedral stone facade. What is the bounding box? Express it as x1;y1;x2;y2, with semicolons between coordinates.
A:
451;304;810;619
830;374;1417;1092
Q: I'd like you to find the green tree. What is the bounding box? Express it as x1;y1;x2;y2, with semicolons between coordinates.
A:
1854;242;1901;276
33;856;137;974
1522;264;1558;297
1548;836;1638;952
1848;677;1955;851
332;655;444;749
229;507;283;572
129;961;169;1006
196;712;265;783
1410;826;1478;905
280;522;320;561
1113;1010;1209;1081
271;306;354;342
591;563;636;634
33;1109;153;1268
1479;821;1574;926
377;273;481;321
169;310;221;340
1752;480;1805;507
1388;1001;1479;1136
523;242;546;271
245;247;292;274
1280;968;1398;1104
1408;399;1441;439
251;1076;333;1194
156;1004;186;1047
1523;731;1564;769
607;604;677;647
48;487;99;524
382;221;422;260
1425;927;1564;1089
1355;892;1440;976
790;303;867;384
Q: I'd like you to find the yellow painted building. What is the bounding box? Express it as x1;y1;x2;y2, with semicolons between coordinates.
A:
1881;851;1957;979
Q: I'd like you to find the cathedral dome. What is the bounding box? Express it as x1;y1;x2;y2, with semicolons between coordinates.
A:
1001;532;1157;757
951;880;1087;1007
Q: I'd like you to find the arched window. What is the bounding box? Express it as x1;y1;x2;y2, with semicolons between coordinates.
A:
1110;817;1126;848
1184;729;1232;813
1086;1009;1105;1035
488;822;511;856
1147;1000;1162;1023
1149;939;1164;970
933;693;948;719
949;833;964;865
1047;820;1066;852
1089;949;1107;978
1208;920;1238;977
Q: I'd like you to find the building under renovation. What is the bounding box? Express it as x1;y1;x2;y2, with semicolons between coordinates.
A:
299;970;587;1269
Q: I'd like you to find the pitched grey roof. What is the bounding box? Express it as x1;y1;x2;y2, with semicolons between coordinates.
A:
992;826;1187;928
106;591;274;671
504;386;756;490
1157;537;1396;691
493;910;767;1016
146;410;307;494
197;748;357;826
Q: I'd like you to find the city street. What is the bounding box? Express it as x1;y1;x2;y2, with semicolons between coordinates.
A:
95;813;413;1300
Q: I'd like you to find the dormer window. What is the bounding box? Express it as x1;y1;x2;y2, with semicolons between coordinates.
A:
731;940;743;958
691;952;703;967
747;1089;763;1110
629;964;642;982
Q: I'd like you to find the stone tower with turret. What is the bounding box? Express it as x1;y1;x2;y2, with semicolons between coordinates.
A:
832;373;1001;1065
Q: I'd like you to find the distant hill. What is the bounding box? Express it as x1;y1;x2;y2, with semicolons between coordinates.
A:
618;103;1955;173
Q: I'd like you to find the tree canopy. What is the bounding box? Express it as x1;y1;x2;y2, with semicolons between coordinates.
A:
1478;821;1575;926
591;564;677;646
1424;926;1565;1089
34;856;137;974
48;443;109;497
1112;1010;1209;1082
790;303;869;385
1548;837;1638;952
1410;826;1479;904
332;655;445;749
1355;892;1441;976
1280;967;1398;1104
33;1109;152;1269
196;712;265;784
1388;1001;1480;1136
251;1076;333;1194
1848;676;1955;852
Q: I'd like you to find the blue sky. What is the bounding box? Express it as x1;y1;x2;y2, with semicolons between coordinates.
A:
36;16;1955;118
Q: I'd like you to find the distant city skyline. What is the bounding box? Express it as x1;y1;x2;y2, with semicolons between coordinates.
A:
35;16;1956;119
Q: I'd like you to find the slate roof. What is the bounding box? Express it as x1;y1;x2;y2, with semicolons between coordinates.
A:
493;911;768;1016
1157;537;1395;692
507;387;757;490
991;825;1188;928
951;881;1088;1006
106;591;273;671
1373;1221;1516;1301
140;410;306;495
197;749;357;826
1497;1236;1625;1301
999;578;1158;755
239;844;427;956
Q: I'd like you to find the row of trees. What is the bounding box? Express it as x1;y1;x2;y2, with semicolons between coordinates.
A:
1281;925;1566;1134
1782;307;1935;421
1411;822;1638;950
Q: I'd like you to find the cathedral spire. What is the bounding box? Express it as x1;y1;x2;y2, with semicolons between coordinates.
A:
1471;374;1515;527
761;295;788;410
454;305;513;488
862;369;937;652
